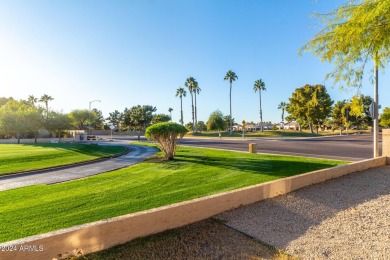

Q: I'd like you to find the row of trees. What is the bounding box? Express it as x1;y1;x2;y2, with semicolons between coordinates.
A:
275;84;385;134
0;96;108;139
0;95;177;139
201;83;390;135
175;71;268;135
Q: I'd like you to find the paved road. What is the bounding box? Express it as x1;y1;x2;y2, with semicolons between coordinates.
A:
0;143;157;191
179;134;380;161
113;134;379;161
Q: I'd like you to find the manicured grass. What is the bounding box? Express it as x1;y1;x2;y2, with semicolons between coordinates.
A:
187;129;370;138
0;146;347;242
0;144;126;175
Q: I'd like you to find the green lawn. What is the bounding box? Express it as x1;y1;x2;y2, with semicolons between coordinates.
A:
0;146;348;242
186;129;369;138
0;143;126;175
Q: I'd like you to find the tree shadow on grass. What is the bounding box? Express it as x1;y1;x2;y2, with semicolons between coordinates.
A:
17;143;125;157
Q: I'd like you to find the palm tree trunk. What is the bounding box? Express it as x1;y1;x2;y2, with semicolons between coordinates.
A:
180;96;184;125
194;91;198;132
46;102;49;121
229;81;232;135
260;91;263;132
191;92;194;133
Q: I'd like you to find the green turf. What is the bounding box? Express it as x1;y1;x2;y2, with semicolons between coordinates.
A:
0;145;347;242
0;143;126;175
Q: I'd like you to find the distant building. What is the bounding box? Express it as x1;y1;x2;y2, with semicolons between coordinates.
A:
278;121;300;130
233;123;275;131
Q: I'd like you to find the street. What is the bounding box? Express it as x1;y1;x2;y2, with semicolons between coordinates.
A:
112;134;380;161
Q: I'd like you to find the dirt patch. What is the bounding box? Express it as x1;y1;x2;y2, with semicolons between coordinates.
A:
80;219;294;260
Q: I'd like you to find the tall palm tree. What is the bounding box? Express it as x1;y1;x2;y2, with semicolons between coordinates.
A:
168;107;173;122
278;101;287;131
175;88;187;125
253;79;266;132
185;77;197;133
39;94;54;121
224;70;238;135
27;95;38;107
193;81;201;132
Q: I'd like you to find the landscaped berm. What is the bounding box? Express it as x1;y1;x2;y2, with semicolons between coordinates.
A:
0;144;347;244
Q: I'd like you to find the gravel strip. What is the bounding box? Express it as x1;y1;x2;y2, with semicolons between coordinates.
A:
216;166;390;259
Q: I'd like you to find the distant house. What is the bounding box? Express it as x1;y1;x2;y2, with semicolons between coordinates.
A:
233;123;274;132
278;121;300;130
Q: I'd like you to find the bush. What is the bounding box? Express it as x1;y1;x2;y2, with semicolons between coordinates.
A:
145;122;188;160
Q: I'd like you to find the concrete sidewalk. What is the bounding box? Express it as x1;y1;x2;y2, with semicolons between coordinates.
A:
0;143;157;191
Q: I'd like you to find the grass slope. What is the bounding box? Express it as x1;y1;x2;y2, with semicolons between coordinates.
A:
0;146;347;242
0;144;126;175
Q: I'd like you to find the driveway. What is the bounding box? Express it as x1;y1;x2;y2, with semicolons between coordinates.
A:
0;143;157;191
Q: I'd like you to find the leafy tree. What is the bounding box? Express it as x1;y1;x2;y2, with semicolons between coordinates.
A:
224;70;238;134
106;110;123;131
90;108;105;130
207;110;225;133
39;94;54;121
0;100;42;142
347;94;373;129
380;107;390;128
0;97;11;108
46;111;72;139
223;115;235;131
300;0;390;89
197;121;207;132
69;109;95;130
184;122;193;132
185;77;197;133
152;113;171;124
287;84;333;133
145;122;187;160
123;105;157;131
253;79;266;131
332;101;347;134
175;88;187;125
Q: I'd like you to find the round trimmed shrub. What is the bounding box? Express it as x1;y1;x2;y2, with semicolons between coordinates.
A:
145;122;188;160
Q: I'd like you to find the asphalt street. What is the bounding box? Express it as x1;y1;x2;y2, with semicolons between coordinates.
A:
179;134;379;161
113;134;380;161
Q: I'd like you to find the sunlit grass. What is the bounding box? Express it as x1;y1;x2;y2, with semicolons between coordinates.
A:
0;143;126;174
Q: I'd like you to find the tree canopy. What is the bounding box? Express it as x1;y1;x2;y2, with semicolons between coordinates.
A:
152;113;171;124
300;0;390;88
286;84;333;133
207;110;225;132
145;122;187;160
380;107;390;127
123;105;157;131
0;100;42;139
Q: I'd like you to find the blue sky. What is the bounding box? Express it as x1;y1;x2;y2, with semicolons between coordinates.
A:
1;0;389;124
